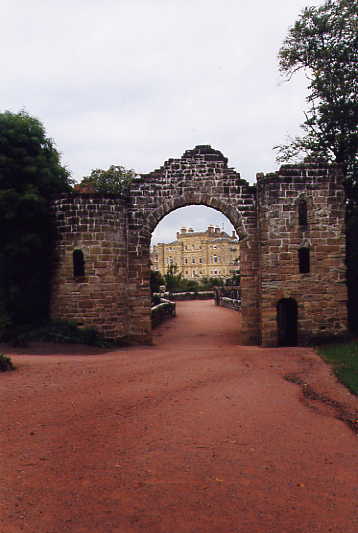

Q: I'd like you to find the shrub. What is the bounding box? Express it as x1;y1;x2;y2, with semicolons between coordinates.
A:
0;353;15;372
1;320;113;348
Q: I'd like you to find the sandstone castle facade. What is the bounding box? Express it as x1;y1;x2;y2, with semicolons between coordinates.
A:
151;225;240;280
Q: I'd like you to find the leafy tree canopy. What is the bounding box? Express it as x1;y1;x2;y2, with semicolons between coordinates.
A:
0;110;72;330
275;0;357;181
78;165;136;194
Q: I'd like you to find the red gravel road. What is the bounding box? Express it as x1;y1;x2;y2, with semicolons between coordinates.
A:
1;301;357;533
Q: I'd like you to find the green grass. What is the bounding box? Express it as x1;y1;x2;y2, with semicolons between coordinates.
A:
317;341;358;395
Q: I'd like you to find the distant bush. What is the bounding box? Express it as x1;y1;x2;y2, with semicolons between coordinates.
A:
0;353;15;372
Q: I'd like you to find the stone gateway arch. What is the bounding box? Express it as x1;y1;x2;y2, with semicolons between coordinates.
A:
50;145;347;346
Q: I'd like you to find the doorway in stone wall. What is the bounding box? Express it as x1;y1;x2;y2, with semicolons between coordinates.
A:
277;298;298;346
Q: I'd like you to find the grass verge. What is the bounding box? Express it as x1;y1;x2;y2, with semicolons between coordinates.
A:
317;341;358;395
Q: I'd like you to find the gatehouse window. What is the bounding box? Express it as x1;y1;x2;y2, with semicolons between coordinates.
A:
73;249;85;278
298;247;310;273
298;198;308;227
192;257;196;264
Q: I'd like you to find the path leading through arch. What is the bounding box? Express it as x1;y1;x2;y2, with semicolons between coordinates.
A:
1;301;357;532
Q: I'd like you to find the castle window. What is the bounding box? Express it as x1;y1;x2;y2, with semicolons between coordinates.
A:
213;255;218;263
199;257;203;264
298;247;310;273
184;258;188;264
298;199;308;227
73;249;85;278
192;257;195;264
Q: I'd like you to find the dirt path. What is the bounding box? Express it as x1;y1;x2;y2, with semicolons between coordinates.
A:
1;301;357;533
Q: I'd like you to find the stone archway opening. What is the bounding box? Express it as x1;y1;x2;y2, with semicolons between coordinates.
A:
150;204;242;321
134;197;252;344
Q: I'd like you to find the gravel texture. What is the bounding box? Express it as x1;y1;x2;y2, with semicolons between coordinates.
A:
1;301;357;533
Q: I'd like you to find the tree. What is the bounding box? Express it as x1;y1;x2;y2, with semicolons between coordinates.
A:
276;0;358;332
78;165;136;194
163;264;184;292
0;110;72;331
275;0;357;177
150;270;164;294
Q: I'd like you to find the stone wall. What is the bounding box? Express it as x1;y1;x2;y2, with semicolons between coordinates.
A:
50;146;348;347
151;300;176;328
257;163;347;346
50;194;128;340
170;291;214;301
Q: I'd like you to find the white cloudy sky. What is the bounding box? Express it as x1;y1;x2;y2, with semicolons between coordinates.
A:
1;0;320;243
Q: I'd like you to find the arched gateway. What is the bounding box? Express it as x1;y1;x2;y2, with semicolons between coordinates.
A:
50;145;348;346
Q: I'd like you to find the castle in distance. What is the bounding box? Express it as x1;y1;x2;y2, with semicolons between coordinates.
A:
150;225;240;280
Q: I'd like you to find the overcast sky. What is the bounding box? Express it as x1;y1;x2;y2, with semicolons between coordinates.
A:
1;0;320;243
